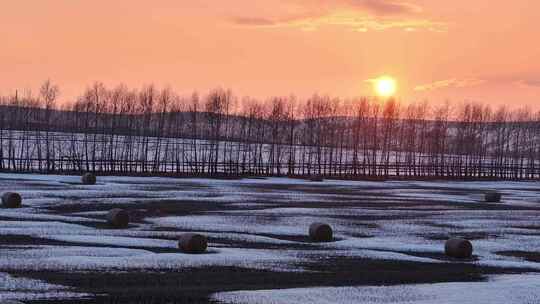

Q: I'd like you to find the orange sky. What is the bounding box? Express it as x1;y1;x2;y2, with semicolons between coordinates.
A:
1;0;539;108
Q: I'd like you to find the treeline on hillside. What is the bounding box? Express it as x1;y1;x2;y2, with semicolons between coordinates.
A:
0;81;539;179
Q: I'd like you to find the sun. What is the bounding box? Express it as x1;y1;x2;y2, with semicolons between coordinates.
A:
374;76;397;97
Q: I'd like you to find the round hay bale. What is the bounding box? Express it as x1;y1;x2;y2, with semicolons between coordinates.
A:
81;173;96;185
309;222;333;242
485;191;501;203
2;192;22;209
445;238;473;259
106;208;130;228
178;233;208;254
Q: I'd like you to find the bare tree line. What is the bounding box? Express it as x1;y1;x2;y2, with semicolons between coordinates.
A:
0;81;539;180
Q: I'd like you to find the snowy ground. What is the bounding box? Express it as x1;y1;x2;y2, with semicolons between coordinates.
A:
214;274;540;304
0;173;539;303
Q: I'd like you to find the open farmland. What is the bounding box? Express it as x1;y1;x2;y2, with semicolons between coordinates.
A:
1;173;540;303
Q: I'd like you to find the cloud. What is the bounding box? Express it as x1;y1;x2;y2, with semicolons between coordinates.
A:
414;78;486;92
515;79;540;88
290;0;423;15
230;0;446;32
232;17;278;26
349;0;423;15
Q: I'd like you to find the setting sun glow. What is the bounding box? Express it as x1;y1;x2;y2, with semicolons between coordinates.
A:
374;77;397;98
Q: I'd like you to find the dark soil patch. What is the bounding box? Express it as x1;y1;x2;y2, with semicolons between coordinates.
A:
421;222;460;229
393;250;480;262
46;200;233;217
422;231;500;241
0;235;75;247
0;234;180;254
19;257;536;304
108;180;211;188
512;225;540;231
254;233;347;244
211;237;318;251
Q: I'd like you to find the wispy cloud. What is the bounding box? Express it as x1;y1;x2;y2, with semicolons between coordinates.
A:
514;79;540;88
414;78;486;92
349;0;423;15
231;0;447;32
290;0;423;15
232;17;277;26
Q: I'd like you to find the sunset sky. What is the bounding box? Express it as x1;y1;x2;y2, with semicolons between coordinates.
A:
1;0;539;108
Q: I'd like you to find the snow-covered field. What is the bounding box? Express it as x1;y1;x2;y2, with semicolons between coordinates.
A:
0;173;540;303
214;274;540;304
